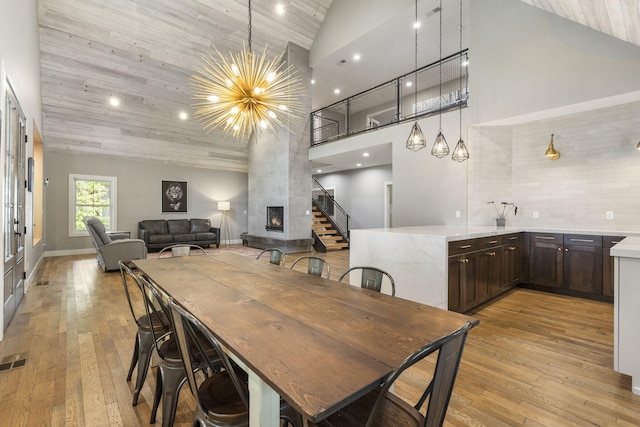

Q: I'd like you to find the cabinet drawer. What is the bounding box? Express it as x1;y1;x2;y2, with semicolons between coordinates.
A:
448;239;477;256
603;236;625;248
530;233;563;243
478;235;503;249
563;234;602;247
503;233;522;245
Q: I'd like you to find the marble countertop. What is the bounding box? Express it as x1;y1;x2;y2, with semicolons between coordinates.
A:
611;236;640;258
352;225;640;242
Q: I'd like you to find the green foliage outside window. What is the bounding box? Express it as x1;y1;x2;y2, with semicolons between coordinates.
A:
75;179;112;231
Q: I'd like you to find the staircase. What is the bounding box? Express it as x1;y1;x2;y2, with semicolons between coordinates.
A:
312;204;349;252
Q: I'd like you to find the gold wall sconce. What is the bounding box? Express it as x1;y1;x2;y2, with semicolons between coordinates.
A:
545;133;560;160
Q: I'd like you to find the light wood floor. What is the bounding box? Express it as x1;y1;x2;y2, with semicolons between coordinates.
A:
1;247;639;426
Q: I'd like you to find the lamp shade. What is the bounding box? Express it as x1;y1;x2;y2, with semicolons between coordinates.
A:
217;201;230;211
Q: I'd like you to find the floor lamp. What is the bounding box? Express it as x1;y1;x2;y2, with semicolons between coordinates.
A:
218;201;231;245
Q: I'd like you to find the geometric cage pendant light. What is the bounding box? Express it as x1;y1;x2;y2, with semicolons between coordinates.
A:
451;0;469;162
431;0;450;158
406;0;427;151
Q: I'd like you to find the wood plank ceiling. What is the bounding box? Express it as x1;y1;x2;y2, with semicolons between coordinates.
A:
37;0;640;172
37;0;332;172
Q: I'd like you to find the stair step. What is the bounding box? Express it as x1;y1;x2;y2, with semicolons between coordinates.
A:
320;236;343;242
315;229;338;235
325;242;349;250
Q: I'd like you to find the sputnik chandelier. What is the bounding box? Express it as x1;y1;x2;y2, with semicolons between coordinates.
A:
190;0;303;140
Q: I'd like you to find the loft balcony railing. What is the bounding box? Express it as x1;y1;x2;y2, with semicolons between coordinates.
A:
310;49;469;147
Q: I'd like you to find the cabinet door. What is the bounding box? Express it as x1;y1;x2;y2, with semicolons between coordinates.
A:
448;253;477;313
502;243;520;288
502;233;522;288
529;234;563;287
479;249;502;298
563;235;603;294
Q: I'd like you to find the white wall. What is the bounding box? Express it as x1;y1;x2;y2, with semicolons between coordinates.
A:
44;152;249;254
315;164;392;230
469;101;640;229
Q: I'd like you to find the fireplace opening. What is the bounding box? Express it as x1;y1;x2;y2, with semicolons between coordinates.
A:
266;206;284;232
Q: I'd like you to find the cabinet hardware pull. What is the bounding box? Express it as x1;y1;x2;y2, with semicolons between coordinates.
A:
488;240;498;244
508;237;517;240
508;246;516;251
557;247;562;251
459;245;472;249
570;238;594;243
536;236;556;240
459;258;469;263
565;248;569;252
487;251;496;256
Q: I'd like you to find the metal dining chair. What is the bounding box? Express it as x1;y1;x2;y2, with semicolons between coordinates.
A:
119;261;171;406
256;247;286;266
158;243;206;257
338;266;396;296
138;274;212;427
308;321;473;427
289;256;330;279
168;299;303;427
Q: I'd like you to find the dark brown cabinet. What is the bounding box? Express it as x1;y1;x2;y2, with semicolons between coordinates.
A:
563;234;602;294
448;234;522;313
529;233;563;288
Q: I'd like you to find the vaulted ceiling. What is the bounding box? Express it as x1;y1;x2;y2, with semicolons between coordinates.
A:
37;0;640;173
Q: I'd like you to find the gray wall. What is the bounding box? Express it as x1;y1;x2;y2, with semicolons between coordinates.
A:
315;165;392;230
44;152;248;254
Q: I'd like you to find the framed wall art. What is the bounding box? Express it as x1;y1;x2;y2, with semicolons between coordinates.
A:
162;180;187;212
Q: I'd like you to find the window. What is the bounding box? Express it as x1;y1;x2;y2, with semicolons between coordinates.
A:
69;174;117;237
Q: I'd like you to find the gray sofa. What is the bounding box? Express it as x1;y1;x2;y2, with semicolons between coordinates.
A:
83;216;147;272
138;219;220;251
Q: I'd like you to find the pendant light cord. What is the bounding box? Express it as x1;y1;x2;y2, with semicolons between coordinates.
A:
248;0;252;53
438;0;443;129
414;0;418;112
459;0;462;135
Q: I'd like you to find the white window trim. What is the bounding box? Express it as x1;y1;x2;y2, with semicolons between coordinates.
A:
68;174;117;237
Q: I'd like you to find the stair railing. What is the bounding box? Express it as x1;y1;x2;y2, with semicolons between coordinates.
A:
312;178;350;243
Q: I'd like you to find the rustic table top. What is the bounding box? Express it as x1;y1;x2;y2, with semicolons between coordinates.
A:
133;253;478;423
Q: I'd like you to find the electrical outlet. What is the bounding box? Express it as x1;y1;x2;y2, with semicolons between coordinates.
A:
533;211;539;219
606;211;614;220
455;210;461;218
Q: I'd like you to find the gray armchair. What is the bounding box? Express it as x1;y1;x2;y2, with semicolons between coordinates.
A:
83;216;147;271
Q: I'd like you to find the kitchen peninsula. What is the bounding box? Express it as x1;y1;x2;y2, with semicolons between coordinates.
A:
350;225;636;308
350;225;640;395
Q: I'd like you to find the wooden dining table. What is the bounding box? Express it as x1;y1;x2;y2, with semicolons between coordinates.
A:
133;252;479;426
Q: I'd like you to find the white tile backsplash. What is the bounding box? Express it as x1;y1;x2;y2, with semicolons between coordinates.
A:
469;100;640;229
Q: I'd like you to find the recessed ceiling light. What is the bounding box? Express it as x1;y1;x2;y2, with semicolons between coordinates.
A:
353;54;361;61
317;169;322;173
356;163;362;167
363;152;370;157
179;111;188;120
109;97;120;107
334;88;340;94
275;4;285;15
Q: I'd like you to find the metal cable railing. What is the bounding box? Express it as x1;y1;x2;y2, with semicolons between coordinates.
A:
310;49;469;146
312;178;350;242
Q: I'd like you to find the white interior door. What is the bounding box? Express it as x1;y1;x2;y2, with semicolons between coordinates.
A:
3;85;26;331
